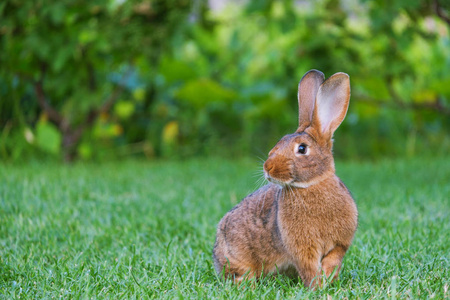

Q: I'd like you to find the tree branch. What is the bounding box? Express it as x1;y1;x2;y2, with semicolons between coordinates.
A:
70;84;125;143
33;81;64;125
33;62;66;127
32;65;132;161
82;48;97;91
433;0;450;26
73;68;132;141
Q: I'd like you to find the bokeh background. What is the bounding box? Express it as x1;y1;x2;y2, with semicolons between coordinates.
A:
1;0;449;163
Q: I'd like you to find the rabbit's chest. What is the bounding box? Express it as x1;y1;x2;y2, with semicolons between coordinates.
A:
276;195;341;244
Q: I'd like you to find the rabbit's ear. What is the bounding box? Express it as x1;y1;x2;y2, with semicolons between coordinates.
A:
313;72;350;137
297;70;325;131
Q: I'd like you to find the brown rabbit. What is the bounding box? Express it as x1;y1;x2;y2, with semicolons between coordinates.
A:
212;70;358;288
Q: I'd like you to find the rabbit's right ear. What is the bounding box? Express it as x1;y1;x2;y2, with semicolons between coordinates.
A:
297;70;325;131
313;72;350;139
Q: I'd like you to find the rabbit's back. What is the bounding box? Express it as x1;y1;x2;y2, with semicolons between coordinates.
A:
213;184;292;279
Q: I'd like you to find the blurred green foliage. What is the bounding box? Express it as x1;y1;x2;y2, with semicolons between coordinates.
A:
0;0;449;162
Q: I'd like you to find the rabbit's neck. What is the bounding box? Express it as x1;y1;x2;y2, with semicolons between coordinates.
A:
281;174;341;206
290;169;335;189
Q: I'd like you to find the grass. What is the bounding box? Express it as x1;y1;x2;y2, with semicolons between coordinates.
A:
0;156;449;299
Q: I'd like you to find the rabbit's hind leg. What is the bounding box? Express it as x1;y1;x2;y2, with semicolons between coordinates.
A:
321;246;346;282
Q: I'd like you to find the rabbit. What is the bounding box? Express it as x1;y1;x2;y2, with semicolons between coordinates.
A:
212;70;358;288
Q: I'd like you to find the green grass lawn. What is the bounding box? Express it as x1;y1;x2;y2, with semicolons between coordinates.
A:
1;156;449;299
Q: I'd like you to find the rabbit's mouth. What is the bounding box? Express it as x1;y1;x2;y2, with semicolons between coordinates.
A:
266;170;331;188
265;172;293;187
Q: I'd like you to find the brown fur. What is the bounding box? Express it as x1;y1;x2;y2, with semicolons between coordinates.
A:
212;70;358;288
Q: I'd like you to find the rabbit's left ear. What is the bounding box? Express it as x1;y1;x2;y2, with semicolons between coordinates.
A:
313;72;350;137
297;70;325;131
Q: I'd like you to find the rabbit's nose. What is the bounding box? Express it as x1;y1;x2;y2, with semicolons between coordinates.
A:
264;161;274;173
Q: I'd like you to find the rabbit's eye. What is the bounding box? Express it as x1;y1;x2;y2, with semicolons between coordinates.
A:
297;144;307;154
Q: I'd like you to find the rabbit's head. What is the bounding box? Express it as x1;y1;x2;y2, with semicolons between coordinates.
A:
263;70;350;188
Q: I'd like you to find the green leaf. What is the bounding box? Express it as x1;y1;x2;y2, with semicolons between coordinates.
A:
159;56;197;84
36;120;61;154
79;29;98;45
175;79;237;108
53;47;72;72
114;101;135;119
133;88;146;102
78;143;92;159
